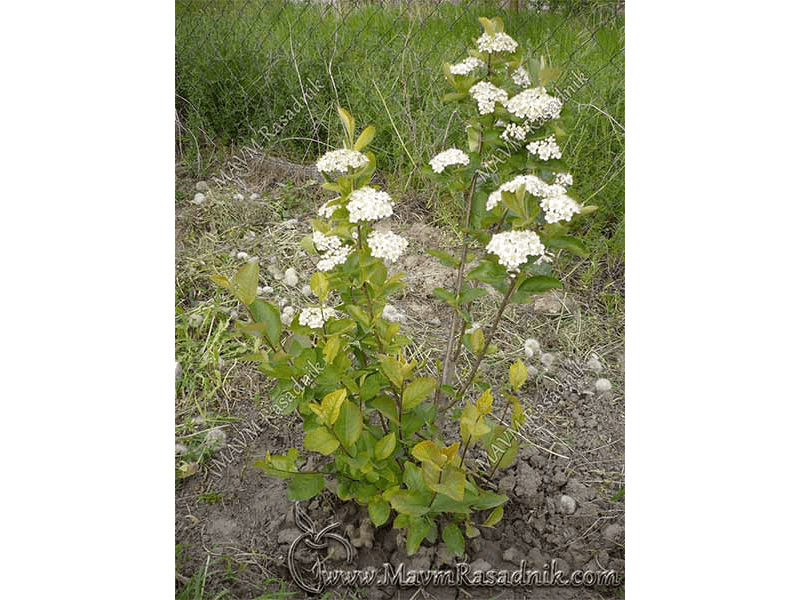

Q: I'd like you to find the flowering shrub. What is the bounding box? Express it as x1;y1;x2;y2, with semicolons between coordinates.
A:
210;17;594;559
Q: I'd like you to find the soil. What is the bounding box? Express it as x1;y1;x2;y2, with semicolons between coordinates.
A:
175;180;625;599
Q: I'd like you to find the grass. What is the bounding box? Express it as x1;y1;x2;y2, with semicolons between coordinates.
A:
175;0;624;261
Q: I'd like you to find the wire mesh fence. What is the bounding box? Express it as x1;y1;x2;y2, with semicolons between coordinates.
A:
176;0;624;247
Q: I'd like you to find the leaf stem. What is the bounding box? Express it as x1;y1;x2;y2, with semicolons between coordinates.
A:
436;130;484;405
446;271;523;411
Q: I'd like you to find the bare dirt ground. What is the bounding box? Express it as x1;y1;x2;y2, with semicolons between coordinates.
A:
175;168;625;599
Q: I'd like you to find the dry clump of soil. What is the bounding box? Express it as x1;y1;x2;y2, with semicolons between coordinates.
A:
175;179;624;599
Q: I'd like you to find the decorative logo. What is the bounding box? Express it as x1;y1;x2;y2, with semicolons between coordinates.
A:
287;502;354;594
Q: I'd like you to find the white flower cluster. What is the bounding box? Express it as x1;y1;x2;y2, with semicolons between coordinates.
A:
486;174;557;210
511;65;531;87
486;174;580;225
430;148;470;173
450;57;483;76
316;148;369;175
555;172;573;187
280;306;296;326
486;230;546;272
476;31;518;54
500;122;530;142
367;231;409;263
469;81;508;115
313;230;352;272
317;201;338;219
312;230;340;252
298;306;336;329
346;187;394;223
527;135;562;160
540;194;581;224
505;87;563;123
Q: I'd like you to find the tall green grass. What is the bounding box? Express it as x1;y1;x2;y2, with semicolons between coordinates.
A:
176;0;624;258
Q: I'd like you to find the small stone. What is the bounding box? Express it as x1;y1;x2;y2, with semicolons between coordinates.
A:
233;193;244;201
195;181;209;192
174;361;182;380
410;546;434;571
587;355;603;374
559;495;577;515
514;462;542;504
470;558;492;572
250;192;260;200
595;378;612;393
284;267;299;287
602;523;623;542
552;470;568;487
435;543;455;567
502;546;524;564
268;265;284;280
498;475;516;493
236;251;249;260
301;284;313;297
277;527;302;545
552;557;570;575
527;547;547;569
191;192;206;205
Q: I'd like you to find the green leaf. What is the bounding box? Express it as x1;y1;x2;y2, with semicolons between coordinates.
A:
380;356;404;389
389;490;432;517
472;492;508;511
321;182;342;194
476;388;493;415
518;275;562;294
478;17;496;34
494;439;519;470
442;523;465;557
371;395;399;425
303;427;340;455
483;505;504;527
248;300;281;347
310;272;329;302
465;521;480;538
353;125;376;151
375;432;396;460
346;304;372;328
321;388;347;426
429;465;466;501
368;498;391;526
546;235;589;258
432;288;457;305
467;259;508;288
232;260;258;305
401;463;425;493
287;474;325;501
333;400;363;447
209;274;232;291
460;286;487;305
406;517;432;556
402;377;436;412
509;359;527;391
337;106;355;142
426;248;460;268
442;91;468;103
323;336;342;365
411;440;444;467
